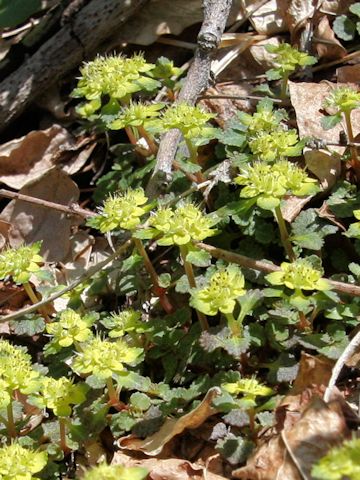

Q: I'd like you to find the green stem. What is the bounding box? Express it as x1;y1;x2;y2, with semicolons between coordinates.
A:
225;312;241;336
106;377;118;405
59;417;68;452
137;126;158;155
23;282;50;322
6;398;16;439
185;138;198;164
298;311;311;331
274;206;296;262
280;74;289;100
133;237;173;313
179;245;209;331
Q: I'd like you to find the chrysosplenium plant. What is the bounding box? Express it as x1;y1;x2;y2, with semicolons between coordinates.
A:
2;42;358;476
265;42;317;98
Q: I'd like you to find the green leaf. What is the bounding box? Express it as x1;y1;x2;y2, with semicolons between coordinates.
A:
129;392;152;411
321;113;342;130
110;411;138;436
291;208;338;250
186;248;211;267
327;181;360;217
265;68;282;81
350;3;360;17
0;0;42;28
200;326;251;357
333;14;356;41
10;315;45;336
216;433;254;465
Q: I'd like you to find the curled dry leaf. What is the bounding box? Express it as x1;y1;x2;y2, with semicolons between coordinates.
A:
233;397;348;480
243;0;286;35
112;452;228;480
313;15;347;61
118;387;221;456
281;397;349;479
0;169;80;262
304;148;341;190
0;124;93;189
281;195;314;223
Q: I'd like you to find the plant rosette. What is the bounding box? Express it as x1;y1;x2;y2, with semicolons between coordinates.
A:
265;258;331;310
0;443;48;480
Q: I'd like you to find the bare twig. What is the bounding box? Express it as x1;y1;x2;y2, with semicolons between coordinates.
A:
0;0;148;131
146;0;233;198
324;330;360;403
0;240;132;323
197;242;360;297
0;189;95;218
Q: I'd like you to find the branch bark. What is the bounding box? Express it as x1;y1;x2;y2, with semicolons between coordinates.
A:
146;0;233;198
0;0;148;132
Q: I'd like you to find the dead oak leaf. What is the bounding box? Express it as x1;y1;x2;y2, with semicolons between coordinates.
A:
118;387;221;456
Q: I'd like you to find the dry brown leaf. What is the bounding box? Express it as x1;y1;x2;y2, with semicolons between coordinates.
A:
0;125;92;189
232;434;301;480
281;195;314;223
314;15;347;60
118;387;221;456
277;0;315;40
304;148;341;190
111;0;241;46
291;352;334;395
289;81;360;154
337;64;360;85
282;397;349;479
244;0;287;35
0;169;80;262
112;452;228;480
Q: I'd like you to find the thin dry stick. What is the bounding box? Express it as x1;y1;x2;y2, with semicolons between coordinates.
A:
0;189;95;218
196;242;360;297
323;330;360;403
0;240;132;323
146;0;233;198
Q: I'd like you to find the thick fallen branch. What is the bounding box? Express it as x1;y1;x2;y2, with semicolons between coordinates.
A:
0;0;148;132
146;0;233;197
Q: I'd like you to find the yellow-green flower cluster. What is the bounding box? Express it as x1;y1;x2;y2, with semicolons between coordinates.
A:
72;337;143;379
0;443;47;480
91;188;149;233
312;437;360;480
149;204;217;246
72;54;158;117
107;102;164;130
235;160;319;210
324;86;360;114
0;340;42;395
237;98;287;137
266;259;330;292
223;377;273;403
34;377;87;417
83;463;148;480
45;309;94;354
265;43;317;79
160;103;216;140
0;242;43;284
190;264;246;315
248;130;303;162
105;309;144;338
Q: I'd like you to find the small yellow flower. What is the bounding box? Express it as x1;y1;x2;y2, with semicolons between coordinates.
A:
0;443;47;480
266;259;330;292
190;264;246;315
